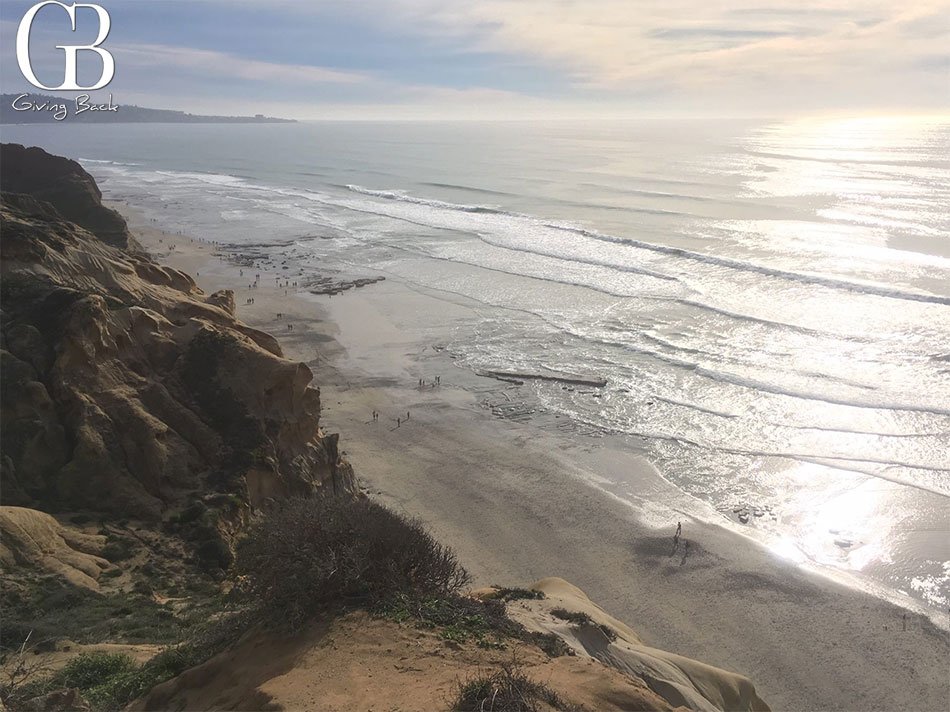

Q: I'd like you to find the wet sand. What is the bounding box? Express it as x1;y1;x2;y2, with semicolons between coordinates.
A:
125;205;949;712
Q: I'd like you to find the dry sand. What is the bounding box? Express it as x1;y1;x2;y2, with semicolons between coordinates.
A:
125;207;949;712
132;611;676;712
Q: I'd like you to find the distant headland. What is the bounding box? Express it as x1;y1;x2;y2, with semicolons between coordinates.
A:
1;93;296;124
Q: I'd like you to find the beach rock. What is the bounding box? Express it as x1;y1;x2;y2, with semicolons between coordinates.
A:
308;275;385;295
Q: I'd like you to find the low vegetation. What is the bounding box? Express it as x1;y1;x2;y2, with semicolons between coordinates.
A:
550;608;617;641
1;609;250;712
1;581;183;652
454;662;578;712
3;650;193;712
486;587;546;601
379;592;517;649
237;496;470;630
3;496;579;710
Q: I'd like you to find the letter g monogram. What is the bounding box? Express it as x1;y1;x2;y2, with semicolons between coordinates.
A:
16;2;115;90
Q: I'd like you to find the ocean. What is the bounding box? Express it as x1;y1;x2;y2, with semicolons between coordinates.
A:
4;117;948;616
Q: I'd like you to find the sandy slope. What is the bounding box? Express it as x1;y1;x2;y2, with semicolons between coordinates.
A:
125;207;949;712
131;611;680;712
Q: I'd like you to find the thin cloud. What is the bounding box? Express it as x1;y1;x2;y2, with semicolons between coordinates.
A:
116;43;369;85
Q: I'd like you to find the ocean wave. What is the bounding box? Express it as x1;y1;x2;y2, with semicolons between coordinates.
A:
346;184;506;215
673;298;874;342
651;395;740;419
420;181;519;198
547;223;950;305
154;170;246;187
533;393;950;491
344;184;950;305
579;181;720;203
551;326;950;417
97;166;950;309
79;158;140;166
744;148;950;170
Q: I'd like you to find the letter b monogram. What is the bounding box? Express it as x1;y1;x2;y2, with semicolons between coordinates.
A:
17;2;115;90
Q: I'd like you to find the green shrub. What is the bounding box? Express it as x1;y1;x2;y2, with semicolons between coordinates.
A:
61;653;137;690
550;608;616;641
101;537;134;562
454;663;571;711
526;632;572;658
549;608;591;626
378;593;571;657
196;538;233;571
379;593;516;649
237;497;470;630
177;501;207;524
491;587;545;601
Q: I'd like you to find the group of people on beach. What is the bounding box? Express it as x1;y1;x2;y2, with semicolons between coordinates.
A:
370;410;412;428
372;375;445;428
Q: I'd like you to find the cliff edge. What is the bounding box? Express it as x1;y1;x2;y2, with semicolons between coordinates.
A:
1;145;354;575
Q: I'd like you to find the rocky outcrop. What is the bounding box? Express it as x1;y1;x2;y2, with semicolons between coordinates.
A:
485;578;771;712
0;153;354;530
0;507;111;591
0;144;138;252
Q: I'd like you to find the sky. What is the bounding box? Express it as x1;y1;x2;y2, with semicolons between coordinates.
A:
1;0;948;119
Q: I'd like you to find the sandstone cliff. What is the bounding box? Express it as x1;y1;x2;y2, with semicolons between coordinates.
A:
1;146;354;557
1;144;139;252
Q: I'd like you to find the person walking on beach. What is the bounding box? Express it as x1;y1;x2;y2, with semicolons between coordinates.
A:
397;417;401;428
676;521;682;538
406;411;410;420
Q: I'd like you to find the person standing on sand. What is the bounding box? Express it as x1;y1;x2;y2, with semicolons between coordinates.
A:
676;521;682;538
397;417;401;427
406;411;410;420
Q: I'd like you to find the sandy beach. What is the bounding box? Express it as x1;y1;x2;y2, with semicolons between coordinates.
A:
124;205;949;712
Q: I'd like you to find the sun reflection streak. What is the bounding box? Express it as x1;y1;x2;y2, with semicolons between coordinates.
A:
782;462;895;572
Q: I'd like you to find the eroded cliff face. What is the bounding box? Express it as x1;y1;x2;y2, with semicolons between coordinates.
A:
0;144;139;252
0;149;354;529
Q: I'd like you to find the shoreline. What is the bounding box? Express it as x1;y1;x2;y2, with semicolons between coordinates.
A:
119;202;950;711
